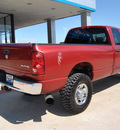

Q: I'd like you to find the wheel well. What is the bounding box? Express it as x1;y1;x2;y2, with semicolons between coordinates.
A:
69;62;93;80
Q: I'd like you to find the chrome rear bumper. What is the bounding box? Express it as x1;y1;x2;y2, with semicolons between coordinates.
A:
0;78;42;95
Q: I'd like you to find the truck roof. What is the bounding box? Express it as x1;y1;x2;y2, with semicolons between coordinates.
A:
70;25;120;31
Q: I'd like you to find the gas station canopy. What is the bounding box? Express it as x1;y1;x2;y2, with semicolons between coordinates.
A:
0;0;96;29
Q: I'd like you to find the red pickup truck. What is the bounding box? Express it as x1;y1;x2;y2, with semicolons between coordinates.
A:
0;26;120;114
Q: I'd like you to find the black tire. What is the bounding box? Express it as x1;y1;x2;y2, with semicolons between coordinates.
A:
60;73;93;114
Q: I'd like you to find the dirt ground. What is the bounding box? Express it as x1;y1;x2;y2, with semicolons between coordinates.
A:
0;74;120;130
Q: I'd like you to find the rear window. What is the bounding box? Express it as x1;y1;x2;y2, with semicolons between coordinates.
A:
65;27;109;45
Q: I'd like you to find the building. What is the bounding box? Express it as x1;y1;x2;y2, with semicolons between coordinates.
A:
0;0;96;44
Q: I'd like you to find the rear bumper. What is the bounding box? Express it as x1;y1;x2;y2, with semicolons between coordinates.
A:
0;78;42;95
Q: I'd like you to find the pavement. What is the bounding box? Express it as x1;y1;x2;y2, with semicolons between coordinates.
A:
0;74;120;130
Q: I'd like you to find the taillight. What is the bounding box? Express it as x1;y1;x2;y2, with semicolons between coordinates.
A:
32;52;45;75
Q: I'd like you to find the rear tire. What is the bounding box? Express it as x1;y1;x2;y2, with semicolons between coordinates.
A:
60;73;93;114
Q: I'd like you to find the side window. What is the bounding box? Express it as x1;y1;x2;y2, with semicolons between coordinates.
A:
111;28;120;45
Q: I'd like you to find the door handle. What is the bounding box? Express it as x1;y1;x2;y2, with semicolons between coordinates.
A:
116;49;120;53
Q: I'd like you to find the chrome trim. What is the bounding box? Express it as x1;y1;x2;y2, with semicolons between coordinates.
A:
0;78;42;95
21;64;30;68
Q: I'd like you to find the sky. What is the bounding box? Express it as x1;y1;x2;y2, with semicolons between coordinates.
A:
15;0;120;44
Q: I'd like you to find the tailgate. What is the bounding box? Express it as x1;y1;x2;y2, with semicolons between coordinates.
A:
0;44;33;75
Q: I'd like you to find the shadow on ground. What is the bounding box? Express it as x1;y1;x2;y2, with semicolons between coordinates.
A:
0;74;120;124
93;74;120;94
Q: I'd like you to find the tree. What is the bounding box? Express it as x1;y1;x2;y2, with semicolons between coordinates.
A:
60;42;64;44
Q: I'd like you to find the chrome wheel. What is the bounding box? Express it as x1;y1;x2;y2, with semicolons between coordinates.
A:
75;83;88;105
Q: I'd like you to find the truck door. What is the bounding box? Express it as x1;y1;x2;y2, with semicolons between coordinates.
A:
111;28;120;74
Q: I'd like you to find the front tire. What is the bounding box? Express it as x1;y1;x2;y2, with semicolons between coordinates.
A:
60;73;93;114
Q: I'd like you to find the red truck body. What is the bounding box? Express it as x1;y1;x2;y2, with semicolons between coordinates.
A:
0;25;120;113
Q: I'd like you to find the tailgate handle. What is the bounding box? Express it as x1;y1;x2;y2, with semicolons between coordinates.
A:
4;49;10;54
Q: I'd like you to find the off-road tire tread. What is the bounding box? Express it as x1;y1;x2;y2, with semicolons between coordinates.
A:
60;73;92;114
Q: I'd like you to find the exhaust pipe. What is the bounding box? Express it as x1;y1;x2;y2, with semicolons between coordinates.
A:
44;94;54;106
1;85;12;91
